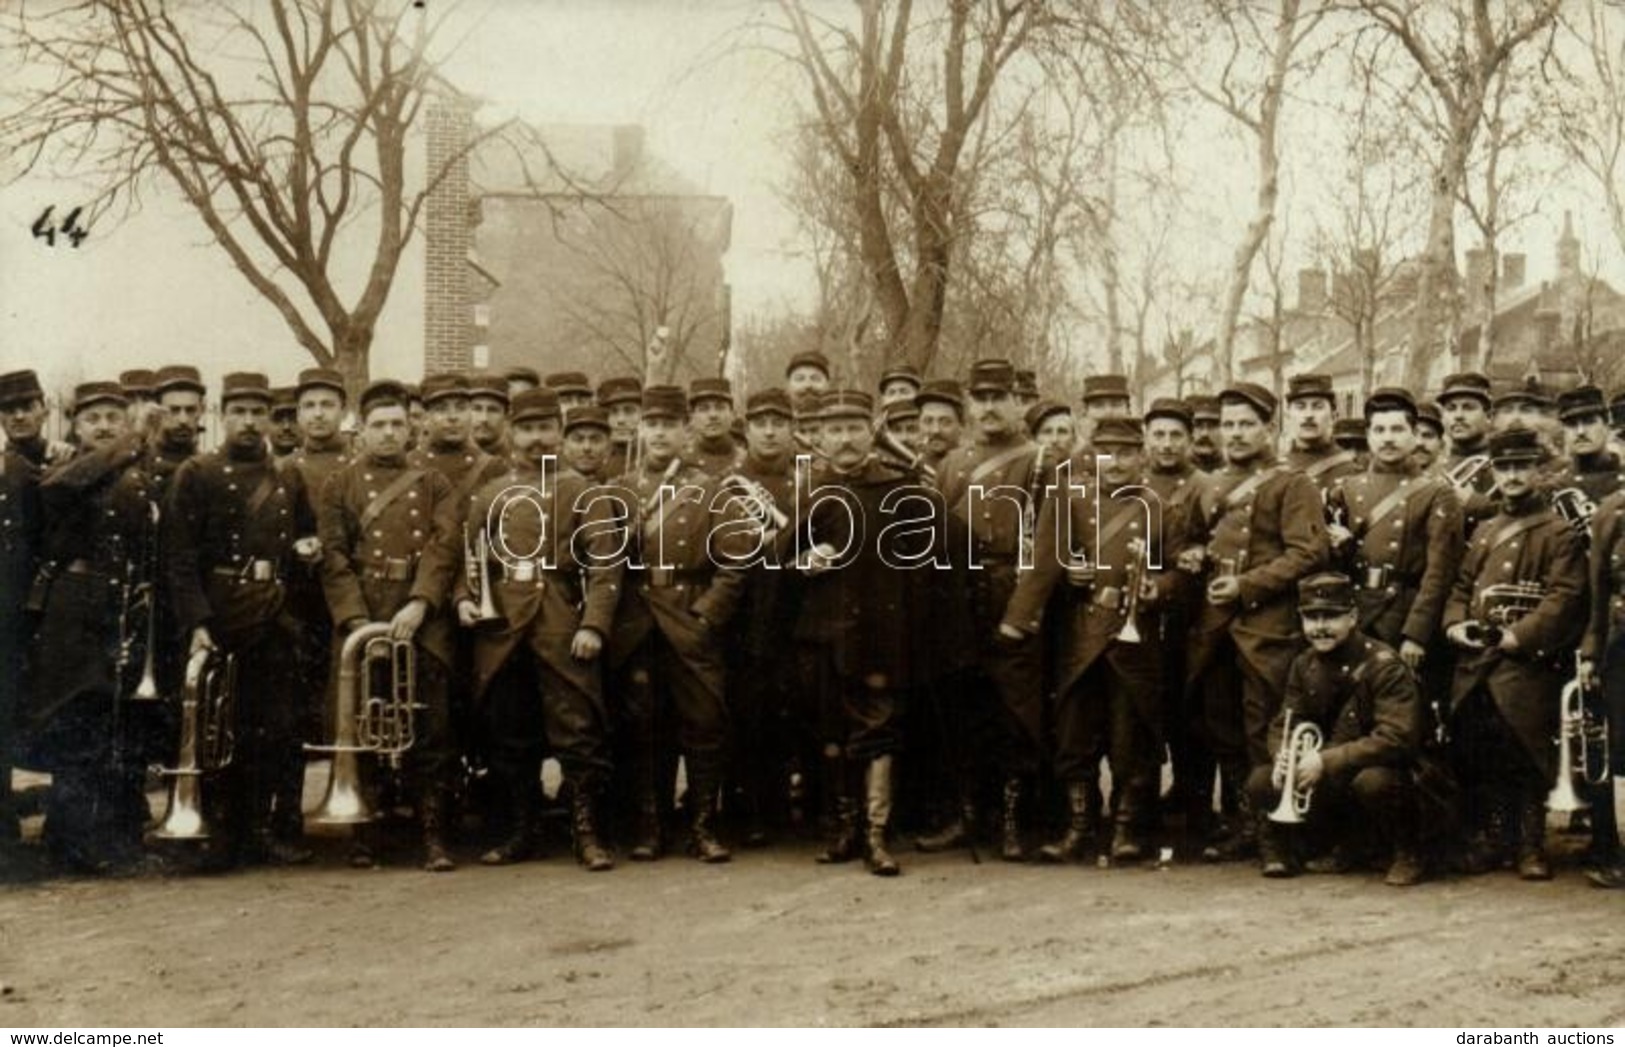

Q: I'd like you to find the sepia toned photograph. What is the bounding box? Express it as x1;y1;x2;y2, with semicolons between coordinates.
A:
1;0;1623;1030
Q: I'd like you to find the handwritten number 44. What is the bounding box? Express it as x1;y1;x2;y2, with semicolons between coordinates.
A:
32;205;88;247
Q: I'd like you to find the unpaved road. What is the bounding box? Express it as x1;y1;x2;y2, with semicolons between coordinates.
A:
3;801;1623;1028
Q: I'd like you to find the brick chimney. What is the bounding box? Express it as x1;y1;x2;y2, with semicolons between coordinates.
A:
424;97;476;375
1501;253;1525;291
1296;268;1327;314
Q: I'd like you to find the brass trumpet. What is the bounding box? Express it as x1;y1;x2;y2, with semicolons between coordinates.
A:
1268;710;1323;824
1117;537;1147;645
463;523;507;630
307;622;422;825
154;647;238;840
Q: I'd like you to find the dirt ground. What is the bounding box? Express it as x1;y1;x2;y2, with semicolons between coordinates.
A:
2;773;1623;1028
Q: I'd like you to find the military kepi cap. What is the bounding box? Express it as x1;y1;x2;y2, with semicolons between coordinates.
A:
822;389;874;420
1092;416;1144;447
545;372;592;398
1187;394;1221;422
1438;372;1492;407
642;385;688;419
1487;427;1544;464
296;367;347;399
1286;373;1335;403
359;379;410;416
510;387;561;424
154;364;206;397
1219;382;1277;422
1363;386;1417;420
1024;399;1069;436
72;380;129;415
271;386;299;414
420;372;470;404
468;372;510;405
689;377;734;406
220;372;272;404
597;376;643;407
967;359;1016;394
1557;384;1608;422
118;369;157;397
1081;374;1130;403
745;388;794;419
915;379;964;410
1333;418;1369;449
1414;400;1443;434
563;404;611;434
879;364;922;390
1298;572;1356;613
1144;397;1193;430
786;350;831;378
0;369;45;406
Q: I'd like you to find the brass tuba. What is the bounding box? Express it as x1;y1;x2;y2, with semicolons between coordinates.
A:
306;621;421;825
1268;710;1323;824
154;647;238;840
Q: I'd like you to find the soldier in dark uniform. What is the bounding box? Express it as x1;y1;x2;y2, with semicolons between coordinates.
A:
1142;397;1214;842
148;365;207;494
915;379;965;478
785;350;832;409
1025;400;1074;459
163;373;320;865
920;359;1045;861
1443;428;1587;880
1581;467;1625;888
1188;394;1223;473
455;388;621;871
881;399;923;456
22;382;166;873
1284;373;1361;503
0;370;48;848
409;373;509;510
561;405;614;482
1003;417;1184;862
597;376;643;479
545;372;595;414
1248;572;1425;885
604;386;750;863
878;364;922;408
269;386;302;458
468;373;511;457
319;380;462;871
290;368;354;492
1413;400;1445;475
686;377;747;477
1438;372;1498;534
789;389;956;875
1179;382;1329;861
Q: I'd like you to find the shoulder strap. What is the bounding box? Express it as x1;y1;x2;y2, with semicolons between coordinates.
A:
1483;512;1547;557
358;468;426;533
1222;464;1286;514
1359;474;1428;537
1304;450;1357;480
451;452;494;510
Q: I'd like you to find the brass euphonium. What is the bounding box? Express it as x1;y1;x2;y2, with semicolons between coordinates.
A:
307;621;421;825
154;646;238;840
1268;710;1324;824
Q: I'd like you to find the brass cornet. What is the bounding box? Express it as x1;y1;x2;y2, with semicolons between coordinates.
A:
463;523;506;630
1550;655;1611;813
720;474;790;532
307;622;422;825
1268;710;1323;824
1117;537;1147;645
154;647;238;840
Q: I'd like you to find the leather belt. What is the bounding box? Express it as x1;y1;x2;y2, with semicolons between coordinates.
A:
1355;564;1418;591
641;567;710;589
212;559;280;583
364;557;414;582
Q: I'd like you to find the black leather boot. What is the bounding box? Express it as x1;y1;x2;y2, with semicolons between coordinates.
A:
1516;798;1552;881
571;781;615;872
816;756;860;864
1203;773;1258;863
421;793;456;873
1038;781;1094;863
1259;819;1297;878
481;774;540;866
915;799;975;852
864;755;900;877
1000;778;1027;862
686;754;731;864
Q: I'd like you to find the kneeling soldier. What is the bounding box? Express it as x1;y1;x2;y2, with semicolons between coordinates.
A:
1248;572;1426;886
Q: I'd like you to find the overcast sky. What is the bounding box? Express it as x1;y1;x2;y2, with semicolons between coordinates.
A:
0;0;1616;397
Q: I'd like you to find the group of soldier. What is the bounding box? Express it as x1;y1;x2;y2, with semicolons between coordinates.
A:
0;349;1622;891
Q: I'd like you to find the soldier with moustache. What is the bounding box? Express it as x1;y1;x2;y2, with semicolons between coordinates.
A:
603;386;751;863
1248;573;1426;885
788;390;958;876
686;377;747;477
1413;401;1446;475
454;388;621;871
163;373;321;866
319;380;462;871
597;376;643;479
21;382;167;873
468;373;511;457
1002;417;1186;862
1141;397;1216;841
785;351;833;412
915;380;966;479
1284;374;1361;504
269;387;302;459
919;359;1046;861
1443;428;1587;880
1188;394;1224;473
0;370;49;848
1438;373;1498;530
1178;382;1329;862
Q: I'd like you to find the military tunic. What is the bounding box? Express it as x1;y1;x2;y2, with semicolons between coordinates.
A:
0;440;43;828
1584;489;1625;774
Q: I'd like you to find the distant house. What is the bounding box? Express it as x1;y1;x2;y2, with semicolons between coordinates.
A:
1137;213;1624;411
423;97;732;383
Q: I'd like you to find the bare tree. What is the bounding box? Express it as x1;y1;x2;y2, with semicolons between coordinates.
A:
0;0;503;389
1354;0;1561;390
774;0;1048;372
1551;0;1625;266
